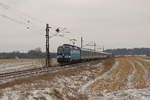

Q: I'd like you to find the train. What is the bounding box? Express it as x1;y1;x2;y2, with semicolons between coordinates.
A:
57;44;112;64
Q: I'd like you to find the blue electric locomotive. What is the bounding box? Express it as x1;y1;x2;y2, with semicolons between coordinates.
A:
57;44;112;64
57;44;81;63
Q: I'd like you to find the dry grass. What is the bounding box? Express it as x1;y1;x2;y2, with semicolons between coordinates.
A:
0;59;112;100
0;58;44;63
98;58;115;76
0;59;104;89
1;56;150;100
88;56;149;93
141;56;150;60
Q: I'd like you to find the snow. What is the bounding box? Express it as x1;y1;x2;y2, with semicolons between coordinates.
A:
138;57;150;63
135;60;149;86
27;88;53;100
1;56;150;100
79;61;120;93
127;61;137;88
0;59;43;74
100;88;150;100
2;83;150;100
0;88;54;100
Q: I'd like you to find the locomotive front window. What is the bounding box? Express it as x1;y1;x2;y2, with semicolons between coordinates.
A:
58;48;63;54
64;48;70;54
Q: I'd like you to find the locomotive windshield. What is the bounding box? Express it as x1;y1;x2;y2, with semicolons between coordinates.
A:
64;48;70;54
57;47;70;54
57;47;63;54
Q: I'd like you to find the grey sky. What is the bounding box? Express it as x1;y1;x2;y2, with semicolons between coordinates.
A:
0;0;150;52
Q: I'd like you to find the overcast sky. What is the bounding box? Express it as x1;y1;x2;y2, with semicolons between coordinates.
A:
0;0;150;52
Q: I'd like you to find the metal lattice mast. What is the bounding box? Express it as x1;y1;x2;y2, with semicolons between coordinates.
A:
46;24;50;67
80;37;83;60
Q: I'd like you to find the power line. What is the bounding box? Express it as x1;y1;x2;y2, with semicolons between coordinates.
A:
0;1;46;30
0;1;44;24
0;14;26;25
0;2;9;9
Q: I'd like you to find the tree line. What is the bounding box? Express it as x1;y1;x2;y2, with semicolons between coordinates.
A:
0;48;56;59
0;48;150;59
105;48;150;56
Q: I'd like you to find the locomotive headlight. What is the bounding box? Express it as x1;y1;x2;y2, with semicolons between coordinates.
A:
57;55;63;58
65;56;70;58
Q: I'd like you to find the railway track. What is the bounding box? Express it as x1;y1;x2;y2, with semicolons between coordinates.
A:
0;59;105;84
0;66;62;84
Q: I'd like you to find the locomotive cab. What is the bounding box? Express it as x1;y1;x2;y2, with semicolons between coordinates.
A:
57;45;71;63
57;44;81;64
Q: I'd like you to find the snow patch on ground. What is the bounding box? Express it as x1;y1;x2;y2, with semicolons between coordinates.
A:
79;61;119;93
1;57;150;100
127;61;137;88
100;88;150;100
0;88;55;100
135;60;149;86
0;60;43;74
138;58;150;63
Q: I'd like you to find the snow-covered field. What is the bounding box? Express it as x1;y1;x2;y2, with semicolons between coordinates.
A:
0;56;150;100
0;59;45;74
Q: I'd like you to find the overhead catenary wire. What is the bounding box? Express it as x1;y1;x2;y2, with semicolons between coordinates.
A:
0;1;75;36
0;1;46;30
0;1;77;47
0;1;99;49
0;1;45;24
0;14;27;25
0;2;9;9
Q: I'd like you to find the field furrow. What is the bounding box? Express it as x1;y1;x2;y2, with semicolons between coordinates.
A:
0;56;150;100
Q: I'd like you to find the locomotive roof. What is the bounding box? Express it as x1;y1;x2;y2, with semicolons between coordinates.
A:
82;48;112;54
59;44;112;55
59;44;80;49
